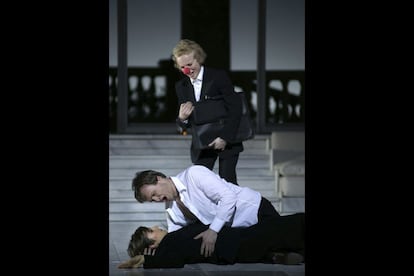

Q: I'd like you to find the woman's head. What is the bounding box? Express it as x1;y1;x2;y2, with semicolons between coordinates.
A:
172;39;207;67
172;39;206;79
127;226;168;257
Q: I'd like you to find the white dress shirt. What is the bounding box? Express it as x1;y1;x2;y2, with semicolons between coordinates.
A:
191;66;204;101
165;165;262;233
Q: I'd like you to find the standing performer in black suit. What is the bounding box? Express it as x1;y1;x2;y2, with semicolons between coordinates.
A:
172;39;243;184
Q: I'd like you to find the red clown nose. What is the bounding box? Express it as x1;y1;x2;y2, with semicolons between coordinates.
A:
182;67;191;75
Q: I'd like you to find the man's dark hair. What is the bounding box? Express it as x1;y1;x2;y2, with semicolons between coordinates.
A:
131;170;167;203
127;226;156;257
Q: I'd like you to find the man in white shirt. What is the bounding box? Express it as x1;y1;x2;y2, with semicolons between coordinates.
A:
132;165;280;258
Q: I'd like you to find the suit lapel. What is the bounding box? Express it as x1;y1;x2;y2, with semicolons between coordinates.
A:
200;68;213;101
181;78;196;102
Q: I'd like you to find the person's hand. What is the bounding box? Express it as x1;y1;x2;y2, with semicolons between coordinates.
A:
143;247;156;256
193;228;218;257
208;137;227;151
178;101;194;121
117;255;145;269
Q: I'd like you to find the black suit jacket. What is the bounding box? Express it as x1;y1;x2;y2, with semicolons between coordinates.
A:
175;67;244;160
143;213;305;268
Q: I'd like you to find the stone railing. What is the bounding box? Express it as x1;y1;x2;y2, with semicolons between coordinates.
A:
109;67;304;133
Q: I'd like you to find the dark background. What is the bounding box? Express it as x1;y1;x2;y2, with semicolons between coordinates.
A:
3;0;385;274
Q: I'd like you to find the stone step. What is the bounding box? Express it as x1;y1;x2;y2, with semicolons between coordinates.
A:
280;197;305;214
109;134;271;155
110;201;166;212
109;155;270;169
110;178;277;199
109;197;279;213
109;175;274;190
109;212;167;222
110;221;168;242
109;134;270;147
109;176;276;197
110;147;269;155
110;188;276;201
109;156;192;169
110;195;280;204
109;154;269;159
109;173;275;180
109;168;274;178
109;199;282;222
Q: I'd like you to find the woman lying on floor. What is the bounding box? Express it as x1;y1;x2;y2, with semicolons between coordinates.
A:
118;213;305;269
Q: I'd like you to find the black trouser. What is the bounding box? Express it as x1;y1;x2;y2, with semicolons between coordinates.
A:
194;151;240;185
257;197;280;222
236;213;305;263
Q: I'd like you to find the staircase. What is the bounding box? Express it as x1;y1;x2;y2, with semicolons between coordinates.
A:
109;134;282;262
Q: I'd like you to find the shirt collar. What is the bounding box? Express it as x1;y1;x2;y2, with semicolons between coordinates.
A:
170;176;186;194
191;66;204;83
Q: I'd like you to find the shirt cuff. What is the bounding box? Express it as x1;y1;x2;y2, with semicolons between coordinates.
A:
209;217;226;233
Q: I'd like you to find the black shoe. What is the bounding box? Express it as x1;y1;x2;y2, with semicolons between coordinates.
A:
268;252;304;265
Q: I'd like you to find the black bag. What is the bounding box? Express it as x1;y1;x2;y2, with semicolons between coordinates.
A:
192;92;254;149
192;97;227;125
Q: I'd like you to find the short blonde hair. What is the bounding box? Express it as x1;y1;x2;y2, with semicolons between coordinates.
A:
171;39;207;69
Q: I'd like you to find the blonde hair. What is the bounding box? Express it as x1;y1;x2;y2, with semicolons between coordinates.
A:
171;39;207;69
